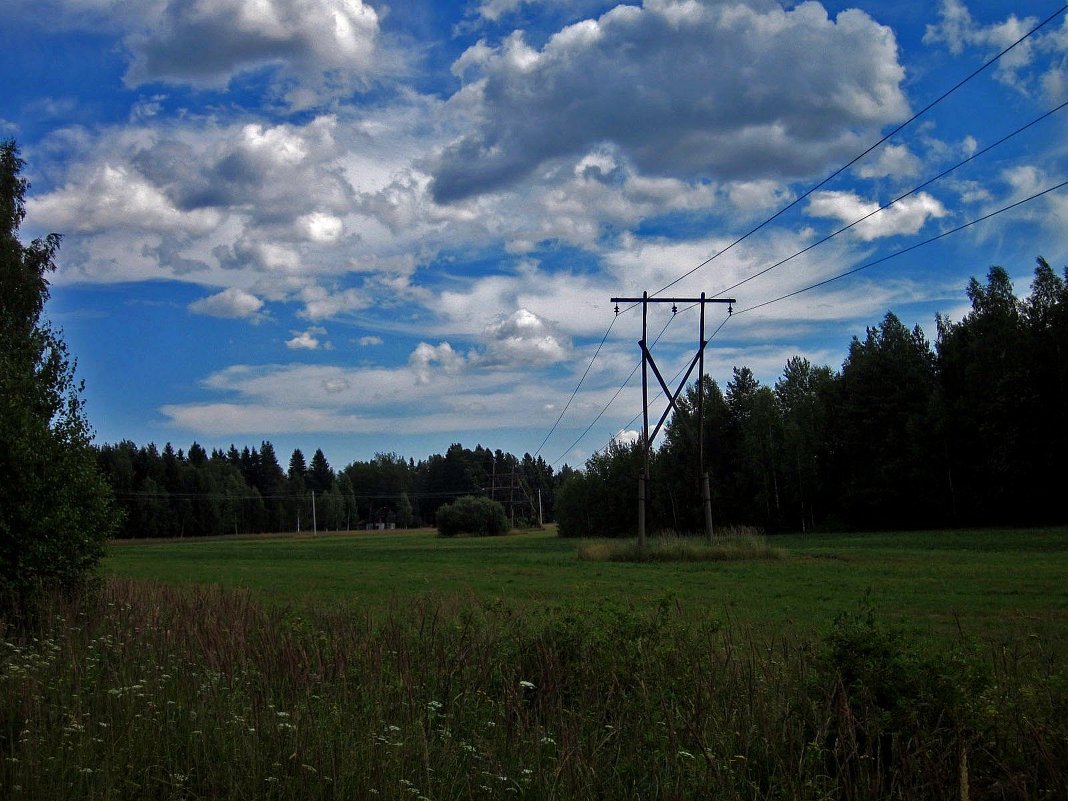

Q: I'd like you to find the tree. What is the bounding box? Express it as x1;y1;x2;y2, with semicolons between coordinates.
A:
774;357;835;532
0;140;119;616
836;312;940;528
287;448;307;483
308;448;334;494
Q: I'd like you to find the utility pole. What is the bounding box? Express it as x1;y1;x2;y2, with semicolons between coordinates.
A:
312;491;317;535
610;293;735;546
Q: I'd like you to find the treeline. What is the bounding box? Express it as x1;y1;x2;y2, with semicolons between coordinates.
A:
96;440;560;539
557;259;1068;536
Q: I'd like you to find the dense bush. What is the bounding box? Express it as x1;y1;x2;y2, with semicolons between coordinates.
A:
435;495;509;537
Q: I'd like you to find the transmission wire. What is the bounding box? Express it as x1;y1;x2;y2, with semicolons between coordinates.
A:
714;98;1068;298
646;4;1068;302
531;312;617;459
735;179;1068;315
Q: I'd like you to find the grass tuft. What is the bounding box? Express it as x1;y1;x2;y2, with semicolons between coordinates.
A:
578;528;784;562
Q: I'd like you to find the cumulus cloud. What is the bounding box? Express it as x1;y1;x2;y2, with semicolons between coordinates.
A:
855;144;922;180
123;0;381;97
286;326;330;350
358;335;384;346
431;0;909;202
805;191;948;240
298;285;369;320
188;287;265;319
924;1;1067;100
30;162;221;234
480;308;571;366
409;342;467;384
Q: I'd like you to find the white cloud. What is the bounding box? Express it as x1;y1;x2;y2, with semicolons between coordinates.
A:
298;285;369;321
286;326;330;350
806;191;948;240
188;287;265;319
855;144;922;180
160;358;607;437
409;342;467;385
923;1;1067;100
298;211;344;243
432;0;909;202
480;308;571;366
123;0;381;99
30;162;221;234
358;335;383;346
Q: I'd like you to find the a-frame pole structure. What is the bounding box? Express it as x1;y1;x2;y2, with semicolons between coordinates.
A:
610;293;735;548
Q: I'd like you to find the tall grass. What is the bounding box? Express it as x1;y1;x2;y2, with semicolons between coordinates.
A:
1;579;1065;800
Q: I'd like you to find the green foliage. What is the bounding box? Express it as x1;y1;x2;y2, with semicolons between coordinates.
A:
3;579;1065;800
435;495;509;537
0;141;119;617
555;439;644;537
566;258;1068;534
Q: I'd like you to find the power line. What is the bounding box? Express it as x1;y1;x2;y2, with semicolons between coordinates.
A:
531;313;618;459
651;3;1067;300
533;4;1066;463
713;98;1068;299
734;179;1068;316
558;310;732;465
550;307;681;466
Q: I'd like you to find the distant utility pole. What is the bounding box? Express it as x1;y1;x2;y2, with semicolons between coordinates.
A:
609;292;735;548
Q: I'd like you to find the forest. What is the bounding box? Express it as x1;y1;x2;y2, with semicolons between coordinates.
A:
95;259;1068;539
95;440;559;538
557;259;1068;536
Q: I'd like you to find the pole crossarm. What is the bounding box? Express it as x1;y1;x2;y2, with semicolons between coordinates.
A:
610;296;736;305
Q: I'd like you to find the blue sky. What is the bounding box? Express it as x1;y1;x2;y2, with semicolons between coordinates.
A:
4;0;1067;471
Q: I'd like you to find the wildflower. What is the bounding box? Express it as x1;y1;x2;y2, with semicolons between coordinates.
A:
519;680;535;689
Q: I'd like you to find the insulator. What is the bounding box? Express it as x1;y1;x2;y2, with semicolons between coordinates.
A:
614;304;620;315
671;304;677;314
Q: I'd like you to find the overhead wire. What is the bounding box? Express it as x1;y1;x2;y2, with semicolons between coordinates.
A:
734;178;1068;316
557;309;733;465
650;3;1068;301
550;303;687;466
713;98;1068;299
531;312;618;459
532;3;1068;462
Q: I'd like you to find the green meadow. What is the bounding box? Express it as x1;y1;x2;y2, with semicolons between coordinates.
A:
104;526;1068;644
3;527;1066;800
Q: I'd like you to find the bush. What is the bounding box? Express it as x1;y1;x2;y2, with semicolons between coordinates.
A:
435;496;508;537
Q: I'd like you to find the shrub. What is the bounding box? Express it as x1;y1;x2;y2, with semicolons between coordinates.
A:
435;495;509;537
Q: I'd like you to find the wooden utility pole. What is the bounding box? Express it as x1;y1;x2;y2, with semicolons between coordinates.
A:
610;293;735;546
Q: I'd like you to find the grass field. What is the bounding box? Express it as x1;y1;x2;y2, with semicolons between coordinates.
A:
104;526;1068;644
3;527;1066;800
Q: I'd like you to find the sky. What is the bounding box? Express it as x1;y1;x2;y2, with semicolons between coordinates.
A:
4;0;1067;471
